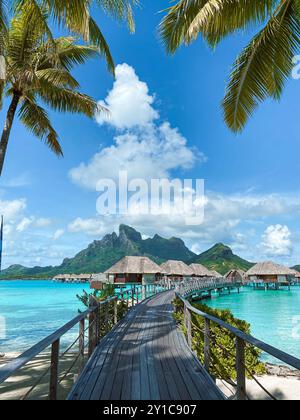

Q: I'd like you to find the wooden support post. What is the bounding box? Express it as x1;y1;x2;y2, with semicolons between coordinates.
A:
126;290;129;309
132;288;135;307
49;339;60;400
142;285;146;301
88;298;98;358
114;298;118;325
236;337;246;401
184;305;192;348
105;301;109;334
204;319;211;373
78;319;85;374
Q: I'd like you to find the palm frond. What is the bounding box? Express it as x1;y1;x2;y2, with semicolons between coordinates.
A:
38;80;98;117
19;97;63;156
223;0;300;132
187;0;276;46
97;0;139;33
13;0;55;46
160;0;207;54
160;0;277;53
36;68;80;88
89;17;114;74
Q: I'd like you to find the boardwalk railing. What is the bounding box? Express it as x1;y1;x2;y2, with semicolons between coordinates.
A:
176;293;300;400
0;283;169;400
177;277;242;298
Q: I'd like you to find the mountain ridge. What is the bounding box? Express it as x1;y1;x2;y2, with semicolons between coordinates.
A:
0;225;254;279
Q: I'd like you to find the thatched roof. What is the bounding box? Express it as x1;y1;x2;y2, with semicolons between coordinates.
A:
246;261;296;277
225;269;245;281
293;270;300;278
210;270;222;278
105;256;163;275
160;260;193;276
189;263;214;277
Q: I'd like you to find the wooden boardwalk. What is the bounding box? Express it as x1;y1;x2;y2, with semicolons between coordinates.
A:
68;291;224;401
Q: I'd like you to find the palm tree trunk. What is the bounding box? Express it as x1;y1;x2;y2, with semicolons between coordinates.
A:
0;93;20;176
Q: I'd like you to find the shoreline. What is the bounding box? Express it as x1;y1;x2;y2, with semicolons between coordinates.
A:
1;353;299;400
1;352;299;378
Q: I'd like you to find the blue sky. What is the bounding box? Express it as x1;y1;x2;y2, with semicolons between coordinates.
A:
1;1;300;268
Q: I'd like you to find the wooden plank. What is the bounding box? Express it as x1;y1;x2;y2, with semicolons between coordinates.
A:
69;291;225;401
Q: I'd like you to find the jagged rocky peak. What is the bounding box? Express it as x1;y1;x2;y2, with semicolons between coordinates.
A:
119;224;142;244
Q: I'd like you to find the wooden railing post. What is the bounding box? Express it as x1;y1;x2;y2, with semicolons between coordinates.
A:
49;339;60;400
104;301;109;334
204;319;211;373
184;304;192;348
88;298;98;357
114;298;118;325
78;318;85;374
142;285;146;301
236;337;246;400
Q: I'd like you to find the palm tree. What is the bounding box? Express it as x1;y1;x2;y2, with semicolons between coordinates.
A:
13;0;139;75
160;1;300;132
0;1;7;80
0;8;104;176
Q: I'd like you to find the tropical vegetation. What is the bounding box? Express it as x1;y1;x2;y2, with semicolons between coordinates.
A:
173;296;266;383
160;0;300;132
0;0;138;175
0;8;105;175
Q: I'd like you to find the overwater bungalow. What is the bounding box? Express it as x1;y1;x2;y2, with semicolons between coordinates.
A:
189;263;214;277
225;269;245;283
53;273;91;283
246;261;296;289
105;256;164;285
294;270;300;284
160;260;193;281
90;273;107;290
210;270;222;278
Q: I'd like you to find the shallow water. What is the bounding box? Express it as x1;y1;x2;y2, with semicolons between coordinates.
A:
0;280;90;353
202;286;300;364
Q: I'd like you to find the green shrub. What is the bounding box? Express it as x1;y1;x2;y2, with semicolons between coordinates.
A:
174;297;265;382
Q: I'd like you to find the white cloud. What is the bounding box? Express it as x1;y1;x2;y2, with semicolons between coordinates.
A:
2;173;31;188
52;229;64;241
70;63;205;190
0;198;26;220
70;124;202;189
35;218;52;228
96;63;159;129
16;216;52;232
68;218;109;236
16;217;34;232
261;224;293;257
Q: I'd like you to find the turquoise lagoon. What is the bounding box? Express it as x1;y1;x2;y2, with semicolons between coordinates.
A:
0;280;90;353
1;281;300;363
204;286;300;363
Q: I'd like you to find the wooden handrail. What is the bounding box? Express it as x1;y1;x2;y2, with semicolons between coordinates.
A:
0;283;169;398
0;307;94;385
178;294;300;371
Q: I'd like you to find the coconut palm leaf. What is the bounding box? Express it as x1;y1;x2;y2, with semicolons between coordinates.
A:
160;0;300;132
223;0;300;131
13;0;138;74
0;8;102;176
18;98;63;156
